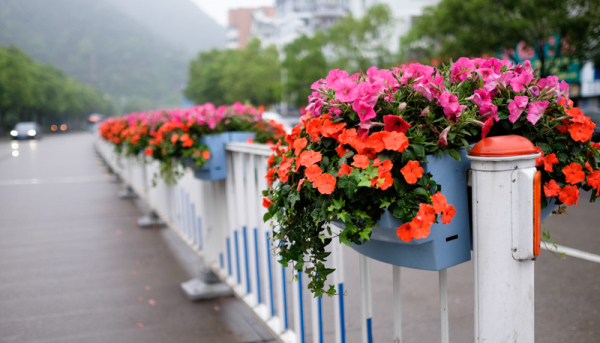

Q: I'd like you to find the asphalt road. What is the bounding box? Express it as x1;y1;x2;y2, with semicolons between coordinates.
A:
0;133;277;343
0;133;598;343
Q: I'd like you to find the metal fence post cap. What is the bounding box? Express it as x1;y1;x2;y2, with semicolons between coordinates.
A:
469;135;538;157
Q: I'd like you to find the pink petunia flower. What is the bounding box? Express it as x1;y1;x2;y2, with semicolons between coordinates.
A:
527;100;549;125
333;78;357;103
451;57;475;82
508;96;529;123
352;100;376;122
351;82;379;106
510;71;533;93
325;69;348;89
438;91;466;122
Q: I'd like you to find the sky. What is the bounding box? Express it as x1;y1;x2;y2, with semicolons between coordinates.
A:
190;0;275;27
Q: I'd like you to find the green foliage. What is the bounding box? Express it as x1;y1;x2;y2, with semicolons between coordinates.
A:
0;45;112;130
401;0;600;77
185;39;281;106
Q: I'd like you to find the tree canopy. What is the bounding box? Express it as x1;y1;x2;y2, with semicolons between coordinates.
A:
0;45;112;130
401;0;600;77
185;39;281;107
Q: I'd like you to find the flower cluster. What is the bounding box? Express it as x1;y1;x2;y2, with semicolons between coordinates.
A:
264;58;599;296
99;102;287;184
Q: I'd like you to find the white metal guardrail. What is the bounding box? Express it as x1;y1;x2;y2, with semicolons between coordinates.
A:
95;138;544;343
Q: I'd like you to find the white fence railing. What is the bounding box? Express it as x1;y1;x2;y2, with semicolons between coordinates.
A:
96;137;539;343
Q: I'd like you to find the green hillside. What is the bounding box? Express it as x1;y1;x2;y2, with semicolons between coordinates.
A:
0;0;224;113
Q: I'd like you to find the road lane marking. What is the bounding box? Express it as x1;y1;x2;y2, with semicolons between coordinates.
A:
542;243;600;264
0;175;108;186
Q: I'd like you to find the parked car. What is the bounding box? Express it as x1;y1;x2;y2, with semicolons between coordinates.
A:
583;108;600;142
10;122;43;140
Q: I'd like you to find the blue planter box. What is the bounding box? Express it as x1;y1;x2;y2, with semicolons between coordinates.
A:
349;149;558;271
350;149;472;271
183;132;255;181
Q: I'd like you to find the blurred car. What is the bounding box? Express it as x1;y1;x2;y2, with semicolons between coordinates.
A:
582;108;600;142
261;111;301;133
10;122;43;140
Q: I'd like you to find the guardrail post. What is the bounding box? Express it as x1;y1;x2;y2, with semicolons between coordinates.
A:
468;136;540;343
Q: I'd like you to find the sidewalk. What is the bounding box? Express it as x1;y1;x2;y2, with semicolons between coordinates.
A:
0;133;277;343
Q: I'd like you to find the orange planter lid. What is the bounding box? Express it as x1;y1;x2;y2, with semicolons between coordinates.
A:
470;135;538;157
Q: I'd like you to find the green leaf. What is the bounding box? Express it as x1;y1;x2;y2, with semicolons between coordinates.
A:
411;144;425;159
263;212;273;222
446;149;461;161
338;175;358;198
401;149;415;165
358;179;372;187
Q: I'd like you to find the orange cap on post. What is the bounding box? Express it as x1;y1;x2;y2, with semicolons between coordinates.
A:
470;135;538;157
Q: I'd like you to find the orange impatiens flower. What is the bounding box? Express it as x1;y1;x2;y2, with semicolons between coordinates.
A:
293;138;308;156
263;197;273;208
338;163;354;178
321;119;346;138
562;162;585;184
305;164;323;183
202;150;211;159
267;154;275;167
535;147;545;167
278;158;293;183
568;121;595;142
410;217;431;239
335;143;350;158
376;171;393;190
298;150;322;167
367;131;390;153
297;178;305;191
306;119;323;141
441;204;456;224
543;179;561;197
144;147;153;156
396;223;413;242
351;154;370;169
431;192;447;214
417;203;436;224
373;159;393;173
337;128;357;145
181;133;194;147
559;184;580;206
401;160;424;184
383;131;409;152
587;170;600;195
171;134;179;144
314;173;337;194
542;153;558;172
585;161;593;172
265;167;277;186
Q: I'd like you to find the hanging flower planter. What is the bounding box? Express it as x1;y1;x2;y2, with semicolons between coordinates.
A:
182;132;255;180
263;58;600;297
348;149;471;270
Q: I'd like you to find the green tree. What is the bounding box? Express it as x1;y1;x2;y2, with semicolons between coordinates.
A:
185;39;281;106
327;4;396;73
282;32;329;108
401;0;600;77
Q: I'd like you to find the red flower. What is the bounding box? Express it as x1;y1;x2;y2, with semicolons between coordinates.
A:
585;161;593;172
409;217;432;239
293;138;308;156
306;119;323;141
338;163;354;178
247;137;254;143
337;128;357;145
314;173;337;194
562;162;585;184
568;116;595;142
441;204;456;224
144;147;153;156
321;119;346;138
298;150;322;167
376;171;393;190
396;223;413;242
305;164;323;183
558;185;580;206
267;154;275;167
263;197;273;208
373;159;393;173
542;153;559;172
543;179;561;197
181;133;194;147
401;160;424;184
335;143;350;158
383;131;409;152
431;191;447;214
367;131;389;153
171;134;179;144
297;178;305;191
202;151;211;160
587;170;600;195
351;154;370;169
416;203;436;224
384;114;412;133
535;147;544;167
481;117;494;139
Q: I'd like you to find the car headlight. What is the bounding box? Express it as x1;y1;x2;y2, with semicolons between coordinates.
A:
28;130;36;136
10;130;18;136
